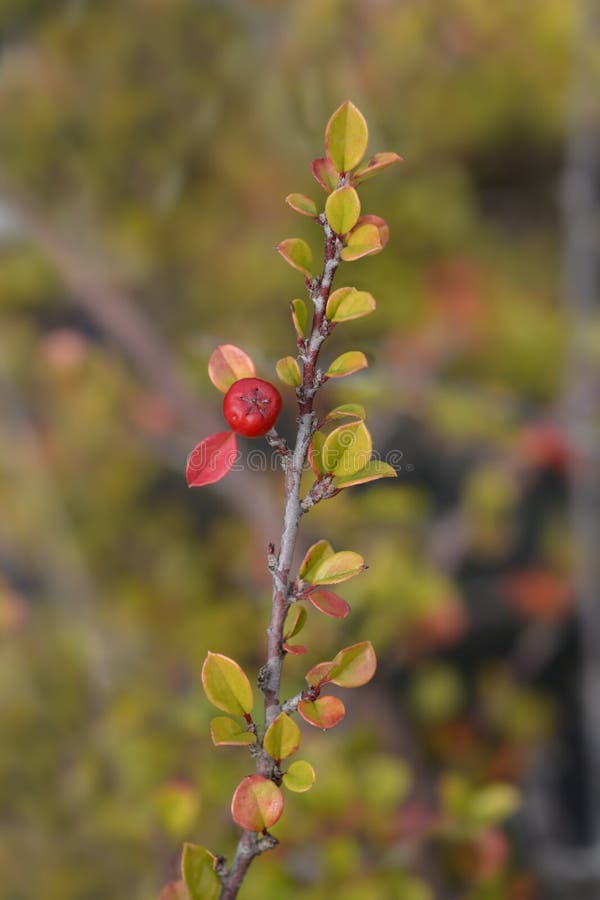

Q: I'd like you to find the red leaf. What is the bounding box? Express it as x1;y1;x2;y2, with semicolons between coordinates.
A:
307;589;350;619
230;775;284;832
298;695;345;729
311;157;339;193
283;642;307;655
186;431;238;487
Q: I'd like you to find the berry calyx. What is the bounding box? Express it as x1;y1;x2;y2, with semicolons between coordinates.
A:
223;377;282;438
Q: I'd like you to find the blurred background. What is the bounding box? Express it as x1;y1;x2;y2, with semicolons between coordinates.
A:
1;1;599;898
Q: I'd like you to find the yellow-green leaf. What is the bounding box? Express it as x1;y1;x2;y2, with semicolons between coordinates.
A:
469;784;520;826
328;641;377;688
325;186;361;236
283;760;316;793
325;351;368;379
285;193;318;218
323;402;366;422
210;716;256;747
276;356;302;387
284;604;307;640
309;431;326;476
335;460;397;489
352;151;403;185
322;422;373;477
291;298;309;339
326;287;376;323
311;156;339;193
201;652;254;715
276;238;313;278
264;712;302;761
309;550;365;585
325;100;368;173
181;844;220;900
340;223;382;262
299;540;334;581
208;344;256;393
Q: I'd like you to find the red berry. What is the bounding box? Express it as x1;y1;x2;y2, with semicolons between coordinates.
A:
223;377;282;438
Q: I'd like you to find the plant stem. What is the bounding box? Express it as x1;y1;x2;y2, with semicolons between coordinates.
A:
219;221;342;899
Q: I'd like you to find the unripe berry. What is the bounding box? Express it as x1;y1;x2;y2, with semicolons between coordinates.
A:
223;377;282;438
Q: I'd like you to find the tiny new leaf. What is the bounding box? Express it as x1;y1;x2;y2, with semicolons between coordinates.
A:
208;344;256;393
181;844;220;900
311;156;339;193
328;641;377;688
325;186;361;236
276;356;302;387
285;193;318;218
283;760;316;793
276;238;313;278
322;422;373;477
323;402;366;423
326;286;376;323
352;151;403;185
186;431;238;488
298;695;346;729
325;101;368;173
307;588;350;619
210;716;256;747
291;298;309;339
263;712;302;761
283;641;307;655
325;351;368;378
340;223;382;262
231;775;284;832
201;652;254;716
335;460;397;489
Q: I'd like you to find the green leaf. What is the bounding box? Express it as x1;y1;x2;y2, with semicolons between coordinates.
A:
323;402;366;423
325;186;361;236
352;151;403;184
322;422;373;476
340;223;382;262
284;604;307;640
311;156;339;193
231;775;284;832
201;652;254;716
285;193;318;217
298;695;345;729
325;100;368;173
325;351;368;379
291;298;309;339
326;287;376;323
309;431;326;476
263;712;302;761
210;716;256;747
334;460;397;489
328;641;377;687
309;549;365;585
181;844;220;900
276;238;313;278
207;344;256;393
276;356;302;387
299;540;334;581
283;760;316;793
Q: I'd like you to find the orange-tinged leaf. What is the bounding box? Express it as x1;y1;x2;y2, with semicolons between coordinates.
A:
326;287;376;323
160;881;190;900
352;151;403;184
340;223;382;262
283;642;307;655
181;844;220;900
291;298;309;339
231;775;284;832
307;589;350;619
305;660;336;687
284;605;307;640
299;540;334;581
208;344;256;392
201;652;254;715
309;550;365;585
322;422;373;476
298;695;345;729
323;402;366;423
210;716;256;747
325;101;368;173
329;641;377;688
283;760;316;793
325;351;368;378
264;712;302;760
325;186;361;235
276;356;302;387
311;156;339;193
276;239;313;278
285;193;318;217
186;431;238;488
334;460;397;489
355;214;389;249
